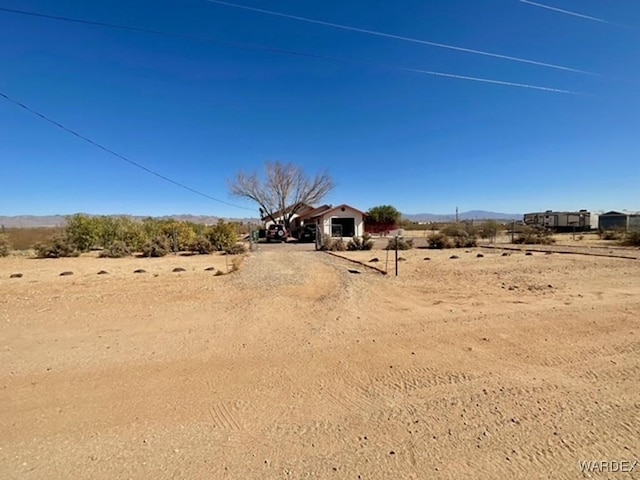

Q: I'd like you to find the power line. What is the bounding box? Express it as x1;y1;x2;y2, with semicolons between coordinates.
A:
204;0;602;78
0;90;255;211
0;6;583;94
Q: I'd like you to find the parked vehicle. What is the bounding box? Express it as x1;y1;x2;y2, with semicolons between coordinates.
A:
266;224;288;242
297;224;317;243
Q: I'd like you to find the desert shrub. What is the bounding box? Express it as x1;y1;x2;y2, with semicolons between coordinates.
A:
427;232;452;249
621;230;640;246
599;229;622;241
161;220;198;252
479;220;502;242
450;231;478;248
319;237;347;251
439;224;465;237
99;240;131;258
385;237;414;250
224;243;247;255
33;235;80;258
207;221;238;251
141;235;170;257
65;214;100;252
190;235;214;254
513;227;555;245
0;233;11;257
347;234;374;251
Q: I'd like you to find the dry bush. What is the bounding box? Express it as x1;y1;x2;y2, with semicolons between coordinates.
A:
621;230;640;246
141;235;170;257
385;237;414;251
319;237;347;251
347;234;374;251
0;233;11;257
33;235;80;258
427;232;452;249
225;243;247;255
451;231;478;248
600;229;623;241
99;241;131;258
513;227;555;245
190;235;214;254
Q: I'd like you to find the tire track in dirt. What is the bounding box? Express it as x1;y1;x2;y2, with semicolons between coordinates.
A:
207;402;242;431
534;341;640;368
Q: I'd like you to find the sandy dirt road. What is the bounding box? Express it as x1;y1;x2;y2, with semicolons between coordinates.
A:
1;247;639;479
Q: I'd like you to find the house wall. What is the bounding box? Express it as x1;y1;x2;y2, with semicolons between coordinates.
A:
318;209;364;239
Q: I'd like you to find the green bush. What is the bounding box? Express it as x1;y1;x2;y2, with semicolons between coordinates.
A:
141;235;170;257
190;235;215;254
34;235;80;258
99;240;131;258
207;221;238;251
65;214;99;252
427;232;452;249
0;233;11;257
347;234;374;251
224;243;247;255
385;237;414;250
621;230;640;246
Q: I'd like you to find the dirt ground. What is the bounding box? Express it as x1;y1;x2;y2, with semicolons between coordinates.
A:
1;246;639;479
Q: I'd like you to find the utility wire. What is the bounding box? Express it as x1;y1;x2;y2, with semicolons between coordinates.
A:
0;90;255;211
0;6;583;94
204;0;601;78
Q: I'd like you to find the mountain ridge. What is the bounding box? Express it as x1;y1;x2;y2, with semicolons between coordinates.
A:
0;210;522;228
402;210;522;222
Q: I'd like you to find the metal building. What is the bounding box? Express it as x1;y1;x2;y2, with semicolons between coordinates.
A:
598;211;640;231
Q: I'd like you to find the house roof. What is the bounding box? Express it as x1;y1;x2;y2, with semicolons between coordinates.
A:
601;211;626;216
308;203;366;219
297;204;332;221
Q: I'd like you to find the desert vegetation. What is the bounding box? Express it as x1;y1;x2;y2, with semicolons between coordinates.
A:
0;233;11;257
385;236;414;250
621;230;640;247
513;226;556;245
347;233;374;251
319;236;347;252
12;215;243;258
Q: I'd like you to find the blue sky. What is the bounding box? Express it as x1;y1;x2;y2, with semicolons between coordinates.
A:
1;0;639;217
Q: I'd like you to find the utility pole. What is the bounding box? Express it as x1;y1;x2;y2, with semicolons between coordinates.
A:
455;207;459;223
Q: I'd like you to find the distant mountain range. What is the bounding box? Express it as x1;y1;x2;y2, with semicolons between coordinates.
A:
0;214;260;228
0;210;521;228
402;210;522;222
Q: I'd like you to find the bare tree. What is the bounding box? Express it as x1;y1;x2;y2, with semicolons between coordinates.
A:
228;162;334;229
